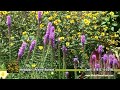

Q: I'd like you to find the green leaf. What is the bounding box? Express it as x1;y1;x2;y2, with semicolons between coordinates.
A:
112;23;117;26
111;27;114;31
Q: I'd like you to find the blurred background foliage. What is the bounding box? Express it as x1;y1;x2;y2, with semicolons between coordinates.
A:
0;11;119;79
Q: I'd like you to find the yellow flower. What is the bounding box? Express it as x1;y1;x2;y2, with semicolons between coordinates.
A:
10;36;14;40
103;26;108;31
66;15;71;19
0;71;9;79
114;34;119;37
22;31;27;35
38;46;43;50
77;32;81;35
40;24;44;28
93;17;96;20
83;19;90;25
70;20;75;24
58;28;61;32
48;16;53;21
94;25;98;29
31;64;36;68
59;37;64;41
111;40;115;44
66;42;70;47
44;11;49;15
94;36;98;40
10;43;14;47
54;20;59;25
101;11;106;15
109;11;114;17
106;47;109;50
101;32;105;36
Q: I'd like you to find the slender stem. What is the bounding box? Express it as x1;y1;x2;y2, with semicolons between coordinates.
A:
58;44;61;79
62;53;66;79
8;26;11;61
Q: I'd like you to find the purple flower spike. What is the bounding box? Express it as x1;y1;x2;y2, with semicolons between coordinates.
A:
73;57;79;64
97;45;103;54
92;54;96;61
113;58;118;65
81;35;86;45
18;42;27;59
62;45;67;53
102;54;108;62
38;11;42;23
109;54;114;65
6;15;11;27
29;40;36;52
95;63;100;69
65;72;69;79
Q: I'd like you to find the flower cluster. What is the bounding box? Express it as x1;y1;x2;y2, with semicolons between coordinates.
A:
18;42;27;59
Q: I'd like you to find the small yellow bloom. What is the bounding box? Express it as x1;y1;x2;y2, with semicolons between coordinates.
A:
77;32;81;35
94;36;98;40
10;36;14;40
58;28;61;32
40;24;44;28
66;15;71;19
48;16;53;21
66;42;70;47
0;71;9;79
38;46;43;50
101;11;106;15
70;20;75;24
94;25;98;29
83;19;90;25
106;47;109;50
101;32;105;36
109;11;114;17
59;37;64;41
22;31;27;35
44;11;49;15
10;43;14;47
31;64;36;68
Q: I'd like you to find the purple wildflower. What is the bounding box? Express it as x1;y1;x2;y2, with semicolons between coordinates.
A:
92;54;96;61
97;45;103;54
102;54;108;62
43;22;52;45
73;57;79;64
81;35;86;45
29;40;36;52
18;42;27;58
38;11;42;23
95;63;100;69
6;15;11;27
65;72;69;79
109;54;114;65
49;26;55;47
62;45;67;53
113;58;118;65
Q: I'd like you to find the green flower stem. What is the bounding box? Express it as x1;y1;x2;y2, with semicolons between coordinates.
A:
62;53;66;79
58;44;61;79
8;27;11;61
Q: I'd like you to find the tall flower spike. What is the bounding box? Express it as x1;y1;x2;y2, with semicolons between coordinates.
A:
6;15;11;27
38;11;42;23
65;72;69;79
102;54;108;62
62;45;67;53
81;34;86;45
29;40;36;52
92;54;96;61
97;45;103;54
18;42;27;59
